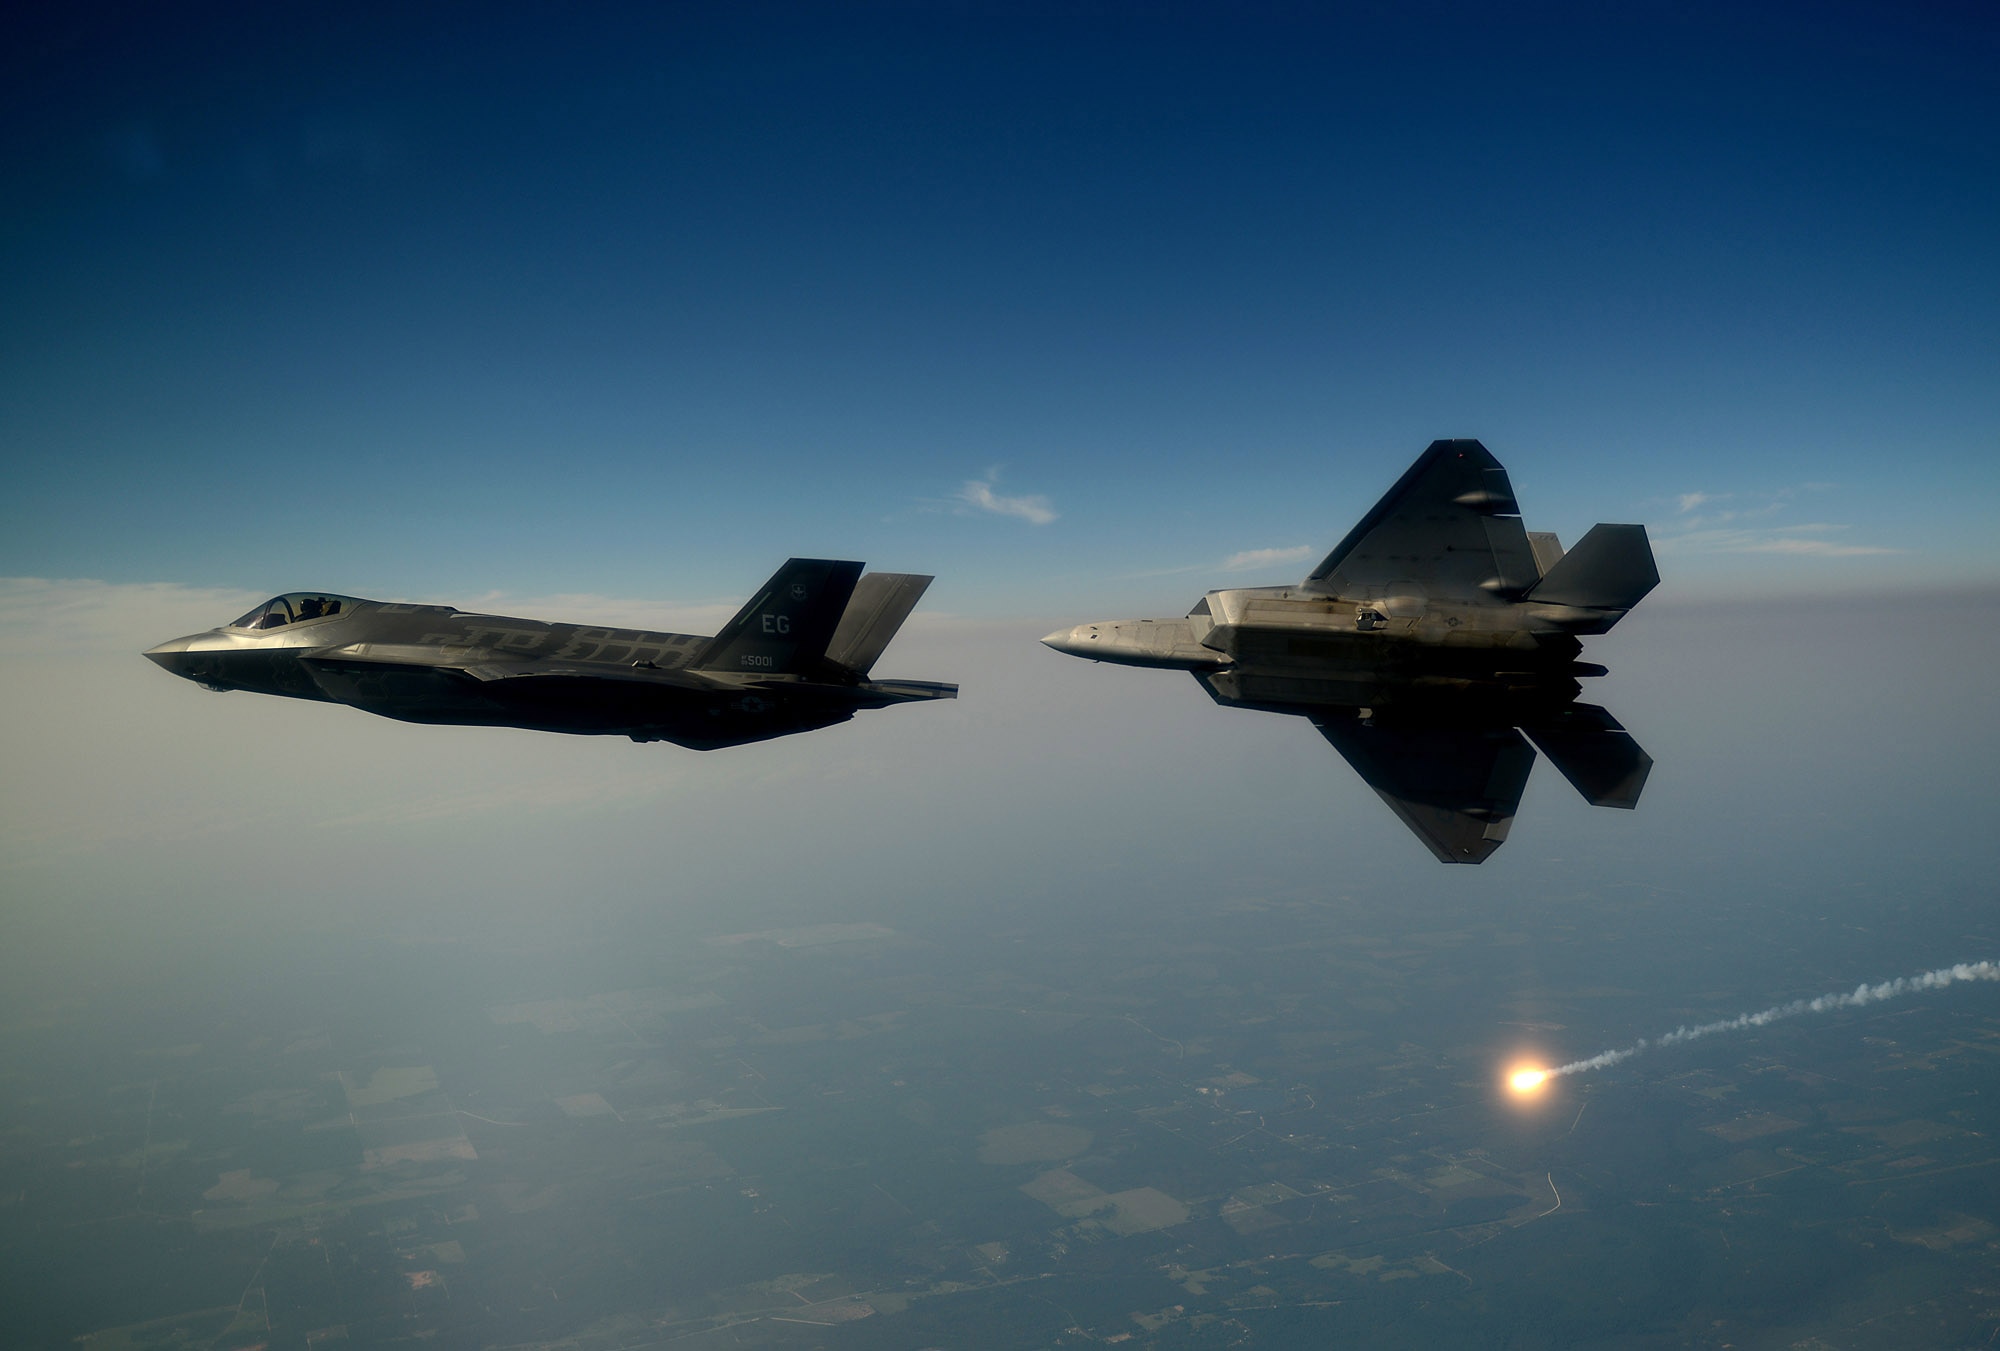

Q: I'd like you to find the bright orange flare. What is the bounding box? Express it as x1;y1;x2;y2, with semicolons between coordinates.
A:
1507;1067;1550;1095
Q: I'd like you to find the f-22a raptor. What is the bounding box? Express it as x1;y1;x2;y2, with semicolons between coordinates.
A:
146;559;955;750
1043;439;1660;863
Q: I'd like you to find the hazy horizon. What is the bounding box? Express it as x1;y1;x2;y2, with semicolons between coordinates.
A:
4;2;1997;1345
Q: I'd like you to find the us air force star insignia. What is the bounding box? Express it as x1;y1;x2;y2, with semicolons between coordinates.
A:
790;584;809;601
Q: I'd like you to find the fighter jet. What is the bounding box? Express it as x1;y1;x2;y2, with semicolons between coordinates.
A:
1042;439;1659;863
145;559;955;750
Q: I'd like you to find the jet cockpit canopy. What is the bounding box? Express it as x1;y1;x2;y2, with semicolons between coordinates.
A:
229;593;364;631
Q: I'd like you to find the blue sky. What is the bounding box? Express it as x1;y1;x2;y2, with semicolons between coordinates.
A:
4;1;1996;616
6;16;1999;1339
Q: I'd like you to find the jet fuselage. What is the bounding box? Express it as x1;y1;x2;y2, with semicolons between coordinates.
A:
145;561;954;750
1041;585;1623;716
1040;440;1660;861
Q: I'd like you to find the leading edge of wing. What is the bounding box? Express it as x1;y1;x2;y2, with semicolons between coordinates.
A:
1304;439;1537;601
300;646;717;689
1312;713;1536;864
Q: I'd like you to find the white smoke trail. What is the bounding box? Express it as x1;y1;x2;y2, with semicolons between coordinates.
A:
1549;960;2000;1079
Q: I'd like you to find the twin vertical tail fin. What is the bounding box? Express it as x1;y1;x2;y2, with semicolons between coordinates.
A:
692;560;934;680
693;559;865;675
825;572;934;677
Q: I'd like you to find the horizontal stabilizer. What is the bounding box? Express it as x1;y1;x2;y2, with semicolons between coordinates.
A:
826;573;933;676
1314;715;1536;864
693;559;864;675
1526;523;1658;615
1522;703;1651;809
857;678;957;703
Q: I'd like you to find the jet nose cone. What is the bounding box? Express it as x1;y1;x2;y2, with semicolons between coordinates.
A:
1040;625;1098;659
144;634;200;676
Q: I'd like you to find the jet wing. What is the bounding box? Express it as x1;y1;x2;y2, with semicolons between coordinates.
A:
1305;438;1540;603
301;644;716;687
452;661;714;689
295;646;726;711
1312;714;1537;864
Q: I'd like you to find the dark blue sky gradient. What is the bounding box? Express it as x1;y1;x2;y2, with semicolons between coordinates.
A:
5;2;1995;607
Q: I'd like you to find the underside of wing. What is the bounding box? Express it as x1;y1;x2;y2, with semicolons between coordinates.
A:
296;646;717;725
1313;714;1537;864
1521;703;1652;808
638;709;856;751
1305;439;1539;604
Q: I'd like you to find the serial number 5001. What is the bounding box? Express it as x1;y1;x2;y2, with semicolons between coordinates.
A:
740;654;775;667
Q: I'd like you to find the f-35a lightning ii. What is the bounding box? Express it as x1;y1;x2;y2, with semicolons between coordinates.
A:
146;559;954;750
1042;439;1660;863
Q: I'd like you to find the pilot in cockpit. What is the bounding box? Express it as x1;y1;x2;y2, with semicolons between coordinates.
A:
237;598;292;630
231;595;350;631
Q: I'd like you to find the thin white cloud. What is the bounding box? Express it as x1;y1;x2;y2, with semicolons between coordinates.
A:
1116;562;1210;580
1651;483;1895;560
1222;545;1315;572
1663;482;1839;526
1730;536;1902;558
1656;523;1903;557
1120;544;1318;581
1676;503;1783;530
958;475;1057;525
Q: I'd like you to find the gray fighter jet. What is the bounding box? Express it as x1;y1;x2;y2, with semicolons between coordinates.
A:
146;559;954;750
1042;439;1659;862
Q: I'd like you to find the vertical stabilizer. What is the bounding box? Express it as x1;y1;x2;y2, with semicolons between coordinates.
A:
693;559;864;675
825;573;933;676
1527;531;1565;578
